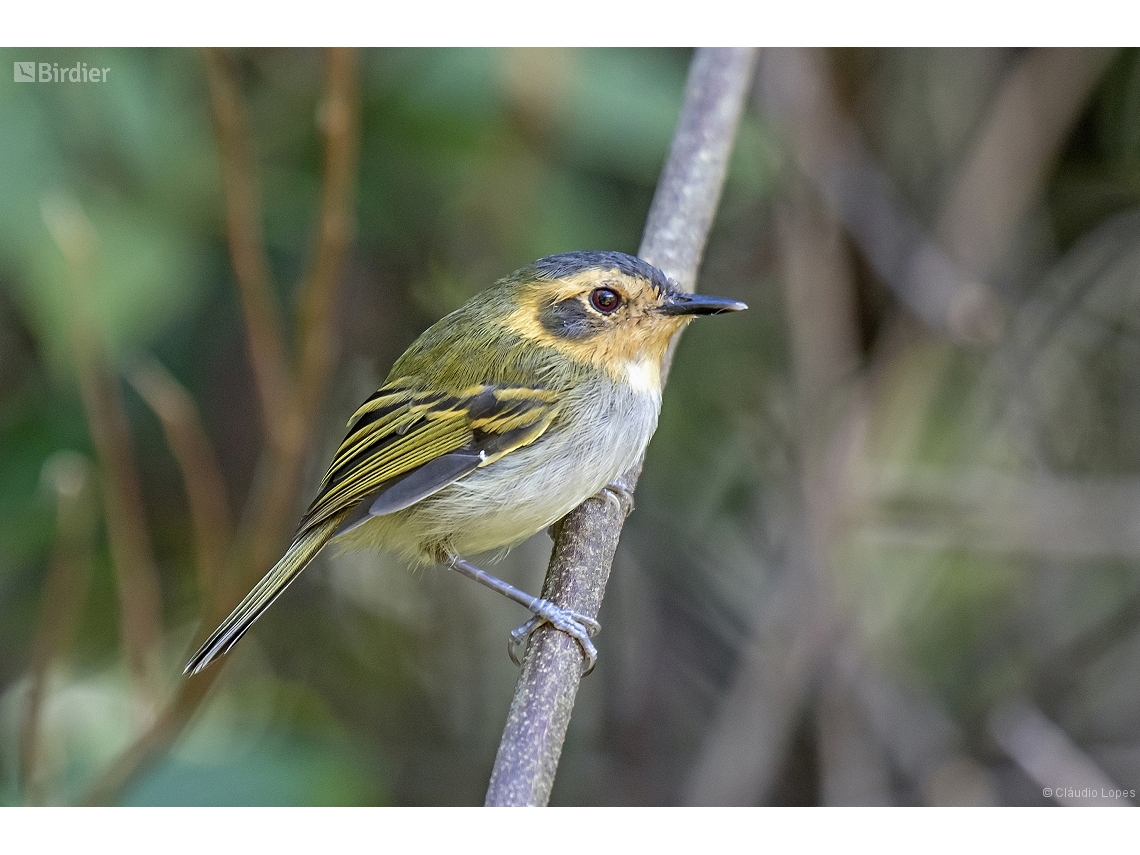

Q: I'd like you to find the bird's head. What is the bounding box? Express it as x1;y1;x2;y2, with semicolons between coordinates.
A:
497;251;746;389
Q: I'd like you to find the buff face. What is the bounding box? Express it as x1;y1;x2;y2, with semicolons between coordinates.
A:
500;260;744;390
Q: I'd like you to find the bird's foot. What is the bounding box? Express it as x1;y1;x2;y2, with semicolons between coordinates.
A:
442;553;602;675
509;601;601;676
544;478;634;539
594;476;635;517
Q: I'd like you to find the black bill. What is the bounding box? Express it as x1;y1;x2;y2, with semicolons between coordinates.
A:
659;291;749;316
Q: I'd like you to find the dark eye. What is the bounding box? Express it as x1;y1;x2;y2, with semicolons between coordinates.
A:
589;287;622;313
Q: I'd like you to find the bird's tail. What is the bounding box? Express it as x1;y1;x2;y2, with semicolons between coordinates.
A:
184;514;344;675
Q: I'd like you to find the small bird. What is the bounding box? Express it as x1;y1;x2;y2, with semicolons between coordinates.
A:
185;250;745;676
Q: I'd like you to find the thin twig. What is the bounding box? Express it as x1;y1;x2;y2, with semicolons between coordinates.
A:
934;48;1119;282
228;47;360;602
759;47;1004;342
683;183;858;805
296;47;359;425
82;672;218;806
43;194;164;695
20;453;96;804
988;698;1127;806
201;47;291;442
815;667;893;805
128;358;232;609
485;47;759;807
83;48;360;806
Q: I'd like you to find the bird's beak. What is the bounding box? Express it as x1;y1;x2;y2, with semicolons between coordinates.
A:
658;291;748;316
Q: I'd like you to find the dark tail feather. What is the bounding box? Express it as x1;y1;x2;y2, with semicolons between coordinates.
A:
184;515;344;675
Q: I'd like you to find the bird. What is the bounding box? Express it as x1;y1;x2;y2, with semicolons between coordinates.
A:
185;250;746;677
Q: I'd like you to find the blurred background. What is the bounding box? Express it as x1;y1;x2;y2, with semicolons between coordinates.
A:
2;46;1140;806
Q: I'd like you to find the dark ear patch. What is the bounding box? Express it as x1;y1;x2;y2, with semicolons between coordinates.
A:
540;297;604;340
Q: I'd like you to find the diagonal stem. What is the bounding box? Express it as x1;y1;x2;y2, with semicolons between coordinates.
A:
19;453;97;803
201;47;291;443
485;47;759;807
228;47;360;605
82;48;360;807
128;357;232;610
296;47;360;427
43;195;164;698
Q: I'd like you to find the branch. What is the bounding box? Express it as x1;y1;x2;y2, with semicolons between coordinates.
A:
759;47;1003;342
82;672;218;806
684;183;857;805
934;48;1119;282
82;48;360;806
988;698;1126;806
42;194;164;695
201;47;291;443
485;47;759;807
128;358;231;610
229;47;360;600
20;452;96;804
296;47;359;425
815;666;893;805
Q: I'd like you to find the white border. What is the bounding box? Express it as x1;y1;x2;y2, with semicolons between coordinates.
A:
6;806;1139;851
2;1;1130;48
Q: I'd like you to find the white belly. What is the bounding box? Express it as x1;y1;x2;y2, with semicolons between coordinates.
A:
335;376;661;562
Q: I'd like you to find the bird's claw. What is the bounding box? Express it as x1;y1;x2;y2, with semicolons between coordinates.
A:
595;476;635;517
508;600;601;676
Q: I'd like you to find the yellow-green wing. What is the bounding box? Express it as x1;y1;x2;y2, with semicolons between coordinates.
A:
184;379;559;675
298;379;560;534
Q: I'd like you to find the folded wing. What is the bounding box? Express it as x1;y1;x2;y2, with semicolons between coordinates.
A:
184;378;559;674
304;379;560;534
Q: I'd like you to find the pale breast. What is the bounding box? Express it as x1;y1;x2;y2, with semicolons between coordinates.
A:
339;373;661;561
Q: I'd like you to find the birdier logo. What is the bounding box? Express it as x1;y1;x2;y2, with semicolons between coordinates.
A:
13;61;109;83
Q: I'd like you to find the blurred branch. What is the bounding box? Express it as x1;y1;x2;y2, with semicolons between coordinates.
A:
778;186;862;450
83;48;360;806
761;48;1117;344
20;452;97;804
201;47;291;442
682;589;837;804
231;47;360;602
485;47;759;807
128;358;231;610
1038;589;1140;709
82;673;217;806
296;47;359;424
760;47;1003;343
684;182;859;804
935;48;1119;282
851;467;1140;560
815;664;893;805
846;657;996;805
988;698;1127;806
42;194;164;695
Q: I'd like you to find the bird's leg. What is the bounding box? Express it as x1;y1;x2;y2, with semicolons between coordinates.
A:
442;553;600;675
